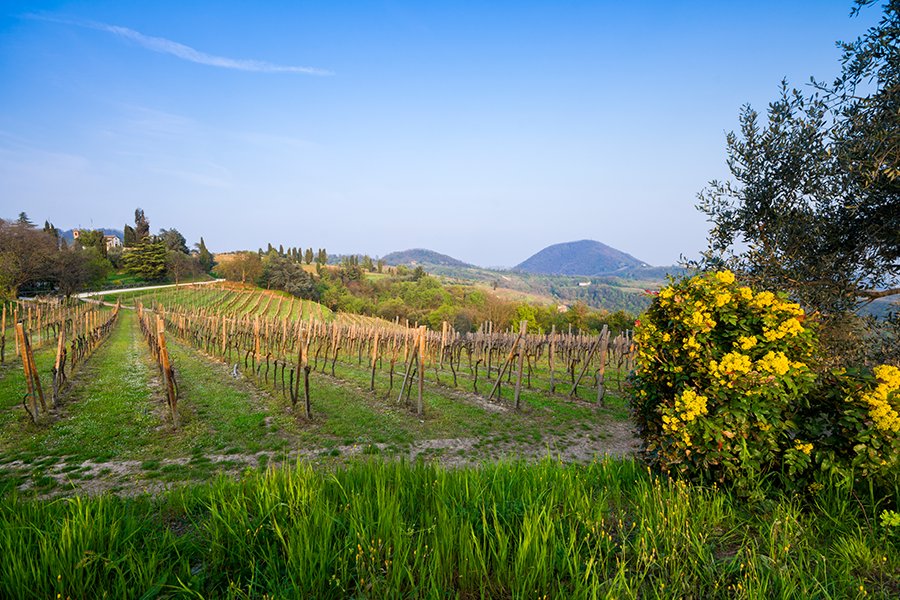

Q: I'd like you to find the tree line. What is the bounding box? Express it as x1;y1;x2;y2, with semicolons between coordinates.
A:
215;245;634;335
0;208;214;299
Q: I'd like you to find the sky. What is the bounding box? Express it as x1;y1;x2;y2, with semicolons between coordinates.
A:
0;1;885;268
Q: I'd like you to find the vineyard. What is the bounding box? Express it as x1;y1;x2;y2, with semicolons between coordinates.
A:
0;283;637;501
132;282;638;418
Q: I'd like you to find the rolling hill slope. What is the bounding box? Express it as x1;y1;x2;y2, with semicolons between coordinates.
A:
515;240;647;276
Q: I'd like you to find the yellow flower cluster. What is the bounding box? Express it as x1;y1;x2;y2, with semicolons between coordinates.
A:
683;335;701;351
715;270;736;285
736;335;757;351
709;352;753;381
860;365;900;432
757;351;801;376
675;389;709;422
753;291;776;308
774;300;805;317
794;440;813;455
661;389;709;446
763;317;805;342
738;287;753;300
687;310;714;328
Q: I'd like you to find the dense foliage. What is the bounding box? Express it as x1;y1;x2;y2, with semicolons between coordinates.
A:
630;271;900;496
697;1;900;315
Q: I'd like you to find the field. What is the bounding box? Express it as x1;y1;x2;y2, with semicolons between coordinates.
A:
0;289;898;598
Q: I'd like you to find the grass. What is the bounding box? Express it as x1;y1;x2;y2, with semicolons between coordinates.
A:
0;456;897;598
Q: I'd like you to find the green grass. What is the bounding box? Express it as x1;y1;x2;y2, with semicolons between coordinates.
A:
0;310;158;464
1;456;897;598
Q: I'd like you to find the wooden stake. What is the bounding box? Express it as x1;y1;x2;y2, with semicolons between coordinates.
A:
157;318;179;428
370;329;379;391
596;327;610;406
15;323;38;421
52;325;65;407
549;324;556;393
417;326;425;415
514;321;527;409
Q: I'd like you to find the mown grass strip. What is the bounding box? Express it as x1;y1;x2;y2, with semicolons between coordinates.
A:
1;309;161;464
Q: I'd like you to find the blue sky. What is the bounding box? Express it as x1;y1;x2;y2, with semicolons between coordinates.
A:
0;1;884;267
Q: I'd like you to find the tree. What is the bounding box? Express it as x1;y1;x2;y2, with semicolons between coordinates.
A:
123;224;136;248
196;237;214;273
0;218;57;298
134;208;150;241
55;247;111;297
76;229;107;258
304;248;313;265
43;221;59;244
167;250;192;284
124;238;167;280
159;228;189;254
697;1;900;315
219;251;262;284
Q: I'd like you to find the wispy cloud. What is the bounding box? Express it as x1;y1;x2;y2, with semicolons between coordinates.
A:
25;13;332;75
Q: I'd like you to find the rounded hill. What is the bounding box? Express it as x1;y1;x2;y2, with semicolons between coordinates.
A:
515;240;647;276
381;249;470;268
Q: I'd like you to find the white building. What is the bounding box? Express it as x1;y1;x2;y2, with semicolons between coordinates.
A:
105;235;122;251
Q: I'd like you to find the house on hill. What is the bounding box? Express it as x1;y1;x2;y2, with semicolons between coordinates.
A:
72;229;122;251
105;235;122;251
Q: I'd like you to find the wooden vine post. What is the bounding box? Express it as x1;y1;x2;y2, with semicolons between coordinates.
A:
1;304;6;363
549;324;556;393
513;321;527;409
52;324;65;408
157;317;179;428
370;328;379;392
596;326;610;406
15;322;45;421
294;325;312;419
417;325;426;415
486;327;524;402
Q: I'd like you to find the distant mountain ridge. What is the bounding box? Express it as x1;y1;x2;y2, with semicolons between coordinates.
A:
515;240;647;276
382;249;470;268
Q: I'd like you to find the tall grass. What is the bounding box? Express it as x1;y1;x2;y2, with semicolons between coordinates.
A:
1;456;897;598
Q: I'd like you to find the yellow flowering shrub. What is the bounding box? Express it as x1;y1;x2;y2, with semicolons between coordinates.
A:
807;364;900;484
631;270;900;494
630;270;819;490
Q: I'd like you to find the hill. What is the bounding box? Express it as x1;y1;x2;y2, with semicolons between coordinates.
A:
515;240;646;276
382;248;470;268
